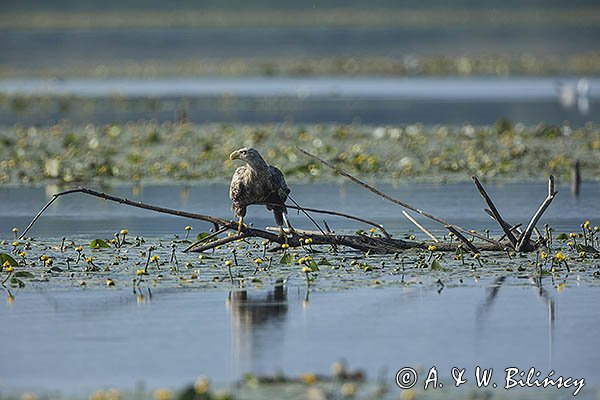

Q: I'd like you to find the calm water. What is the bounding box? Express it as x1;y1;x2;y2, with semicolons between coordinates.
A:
0;77;597;125
1;183;600;395
0;182;598;237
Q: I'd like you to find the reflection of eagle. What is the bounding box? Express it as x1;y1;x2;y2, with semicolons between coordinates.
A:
229;147;292;236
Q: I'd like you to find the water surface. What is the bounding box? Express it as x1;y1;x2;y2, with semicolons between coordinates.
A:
1;183;599;396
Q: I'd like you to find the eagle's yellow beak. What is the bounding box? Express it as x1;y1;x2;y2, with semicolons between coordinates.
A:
229;150;239;161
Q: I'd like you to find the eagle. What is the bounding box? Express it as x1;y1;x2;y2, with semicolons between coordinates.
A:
229;147;292;236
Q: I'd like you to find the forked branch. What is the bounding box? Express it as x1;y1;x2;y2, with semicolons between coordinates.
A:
516;176;558;252
472;176;518;248
298;147;501;246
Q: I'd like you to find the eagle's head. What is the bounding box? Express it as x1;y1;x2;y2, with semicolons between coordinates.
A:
229;147;266;167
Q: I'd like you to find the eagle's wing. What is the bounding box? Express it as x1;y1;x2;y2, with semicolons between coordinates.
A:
229;166;248;217
268;165;290;203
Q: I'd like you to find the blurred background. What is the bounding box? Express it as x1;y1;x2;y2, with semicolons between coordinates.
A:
0;0;598;125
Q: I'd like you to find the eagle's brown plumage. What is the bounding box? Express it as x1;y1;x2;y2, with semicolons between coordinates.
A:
229;147;291;234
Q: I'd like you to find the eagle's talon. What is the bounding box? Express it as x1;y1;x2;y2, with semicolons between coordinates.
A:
237;217;247;233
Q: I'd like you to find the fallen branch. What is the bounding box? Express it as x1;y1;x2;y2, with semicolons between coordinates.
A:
260;202;391;239
446;226;480;253
19;186;230;240
183;226;229;252
298;147;501;246
19;186;506;254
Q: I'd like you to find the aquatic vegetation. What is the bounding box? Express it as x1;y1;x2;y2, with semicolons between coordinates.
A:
1;122;599;185
1;217;598;297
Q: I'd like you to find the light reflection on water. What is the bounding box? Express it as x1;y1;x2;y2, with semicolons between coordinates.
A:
1;182;600;394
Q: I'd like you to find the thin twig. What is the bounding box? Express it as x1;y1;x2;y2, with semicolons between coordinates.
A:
298;147;500;246
261;201;391;239
517;176;558;252
446;226;480;253
472;176;518;247
286;194;338;252
402;211;439;242
192;233;249;253
183;226;229;253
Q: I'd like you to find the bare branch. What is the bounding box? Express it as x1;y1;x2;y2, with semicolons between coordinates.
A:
517;176;558;252
402;211;439;242
298;147;501;246
260;201;391;239
19;186;232;239
446;226;480;253
472;176;518;248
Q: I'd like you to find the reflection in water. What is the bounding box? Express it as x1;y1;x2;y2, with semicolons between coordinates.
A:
477;276;556;370
228;281;288;375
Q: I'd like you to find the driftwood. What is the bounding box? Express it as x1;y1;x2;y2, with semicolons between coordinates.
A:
298;148;558;253
17;185;508;254
297;147;501;247
18;160;556;254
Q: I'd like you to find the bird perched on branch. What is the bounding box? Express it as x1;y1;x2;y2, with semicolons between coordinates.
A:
229;147;292;237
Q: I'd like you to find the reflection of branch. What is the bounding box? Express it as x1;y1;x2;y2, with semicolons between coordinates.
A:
476;276;506;321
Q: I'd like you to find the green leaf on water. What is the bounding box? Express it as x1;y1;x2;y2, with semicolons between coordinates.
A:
10;277;25;288
89;239;110;249
431;259;443;271
318;258;331;265
280;253;295;265
0;253;18;267
13;271;35;278
49;266;64;273
576;244;598;253
309;260;320;272
196;232;216;242
555;233;569;240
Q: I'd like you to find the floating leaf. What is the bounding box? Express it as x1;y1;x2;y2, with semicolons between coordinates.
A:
576;244;598;254
0;253;18;267
318;258;331;265
309;260;320;272
555;233;569;240
13;271;35;278
89;239;110;249
431;260;443;271
49;266;64;273
10;277;25;288
195;232;216;243
280;253;295;265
